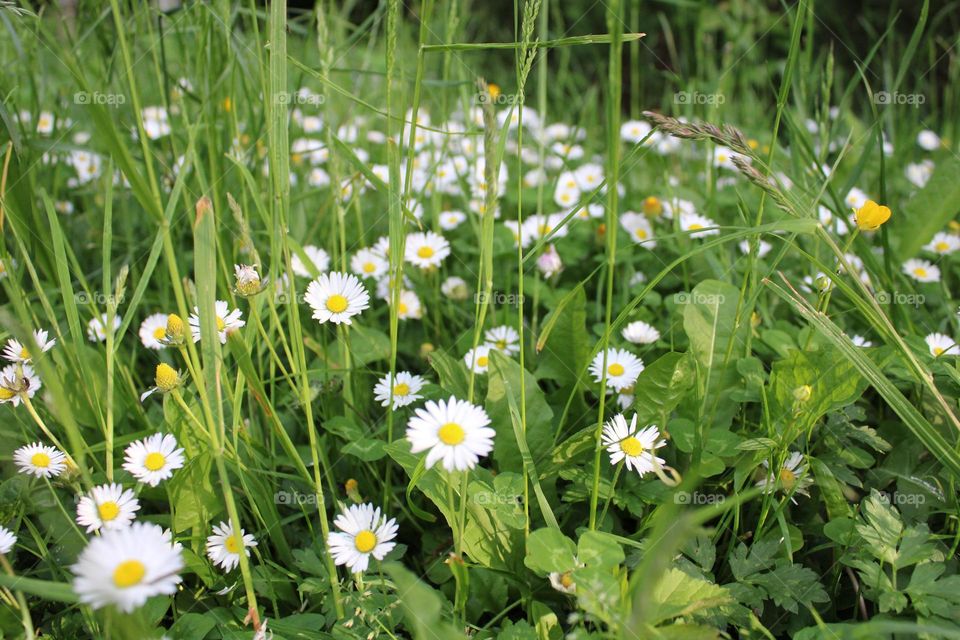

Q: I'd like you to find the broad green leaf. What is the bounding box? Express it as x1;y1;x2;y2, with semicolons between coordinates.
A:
630;352;695;425
524;528;577;575
384;563;464;640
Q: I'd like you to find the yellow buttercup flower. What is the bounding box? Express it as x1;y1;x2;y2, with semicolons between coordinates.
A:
853;200;891;231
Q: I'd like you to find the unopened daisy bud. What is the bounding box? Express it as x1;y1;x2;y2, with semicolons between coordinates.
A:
642;196;663;217
537;244;563;278
419;342;435;359
751;311;761;329
853;200;891;231
165;313;185;344
234;264;263;297
155;363;180;392
345;478;362;503
793;384;813;403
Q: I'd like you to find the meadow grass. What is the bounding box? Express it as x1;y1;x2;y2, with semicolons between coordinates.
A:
0;0;959;638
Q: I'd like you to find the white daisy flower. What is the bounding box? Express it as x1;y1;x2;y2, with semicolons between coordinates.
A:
441;276;469;301
902;259;940;283
72;521;183;613
906;160;935;188
844;187;869;210
206;521;258;572
589;349;644;392
620;120;653;144
3;329;56;363
926;333;959;357
661;197;696;220
464;344;493;374
439;210;467;231
537;245;563;278
234;264;262;296
406;396;495;472
327;503;398;574
924;232;960;255
0;364;41;406
122;433;185;487
738;239;772;258
917;129;942;151
305;272;370;325
484;326;520;356
87;313;121;343
374;371;426;409
350;248;389;280
601;413;666;476
405;231;450;269
188;300;245;344
679;212;720;238
553;183;581;209
13;442;67;478
0;526;16;555
549;570;577;594
756;451;813;502
395;290;423;320
76;483;141;533
851;335;873;348
621;321;660;345
291;245;331;278
138;313;169;350
574;163;604;191
713;146;747;170
36;111;55;135
619;212;656;247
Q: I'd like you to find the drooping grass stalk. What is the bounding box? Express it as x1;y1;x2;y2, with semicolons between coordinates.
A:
588;0;624;531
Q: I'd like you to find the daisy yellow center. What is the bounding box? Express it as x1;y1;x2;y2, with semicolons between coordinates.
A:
635;228;647;239
363;262;376;273
417;246;435;259
0;388;15;400
477;356;489;367
112;560;146;588
496;340;507;350
778;468;796;490
144;452;166;471
398;302;409;315
438;422;465;446
688;223;703;231
560;572;575;588
718;154;728;163
19;346;30;359
608;363;625;376
31;452;51;468
155;363;178;390
934;346;944;356
540;224;553;235
935;242;949;252
914;267;927;278
98;501;120;521
393;383;410;396
621;437;643;457
326;294;349;313
153;327;167;340
224;535;242;554
216;316;226;331
354;530;377;553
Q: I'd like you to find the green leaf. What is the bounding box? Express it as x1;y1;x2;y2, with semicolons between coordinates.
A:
535;285;591;387
577;530;624;569
682;279;749;430
895;156;960;260
630;352;695;425
384;563;464;640
524;528;577;575
646;568;732;625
